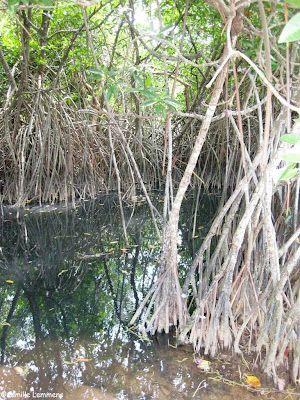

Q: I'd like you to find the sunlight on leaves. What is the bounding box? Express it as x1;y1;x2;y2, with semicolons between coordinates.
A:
279;13;300;43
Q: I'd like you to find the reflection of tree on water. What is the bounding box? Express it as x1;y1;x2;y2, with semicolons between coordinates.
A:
0;197;170;360
0;196;223;398
0;285;22;363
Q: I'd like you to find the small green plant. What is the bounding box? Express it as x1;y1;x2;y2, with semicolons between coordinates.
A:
86;66;128;102
131;83;182;117
139;88;182;117
278;129;300;182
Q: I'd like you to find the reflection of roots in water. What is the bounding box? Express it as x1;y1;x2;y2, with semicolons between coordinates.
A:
0;367;116;400
0;366;26;392
63;384;116;400
0;365;172;400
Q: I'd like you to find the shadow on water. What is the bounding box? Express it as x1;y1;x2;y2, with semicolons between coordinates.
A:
0;194;282;399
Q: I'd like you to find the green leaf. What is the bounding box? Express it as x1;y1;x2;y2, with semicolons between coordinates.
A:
8;0;20;7
106;87;113;101
7;0;20;15
107;69;118;77
134;75;144;86
159;90;169;98
141;99;157;107
113;85;119;96
145;75;152;88
86;67;105;78
38;0;53;6
158;24;174;34
155;103;166;117
294;118;300;123
279;13;300;43
163;98;182;109
106;85;119;101
282;152;300;163
280;134;300;145
139;89;159;99
278;166;298;181
130;87;144;93
285;0;300;7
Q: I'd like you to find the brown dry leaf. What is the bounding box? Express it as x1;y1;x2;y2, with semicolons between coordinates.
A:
283;347;290;360
76;358;92;362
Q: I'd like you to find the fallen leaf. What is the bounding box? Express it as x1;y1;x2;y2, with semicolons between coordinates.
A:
14;366;25;375
244;375;261;388
84;232;92;236
108;248;114;252
5;280;14;283
76;358;92;362
196;359;210;371
121;270;128;274
14;365;29;375
120;248;128;253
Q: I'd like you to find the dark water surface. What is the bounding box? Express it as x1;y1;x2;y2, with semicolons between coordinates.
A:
0;195;287;399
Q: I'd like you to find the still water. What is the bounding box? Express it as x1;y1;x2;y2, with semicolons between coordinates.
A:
0;195;288;399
